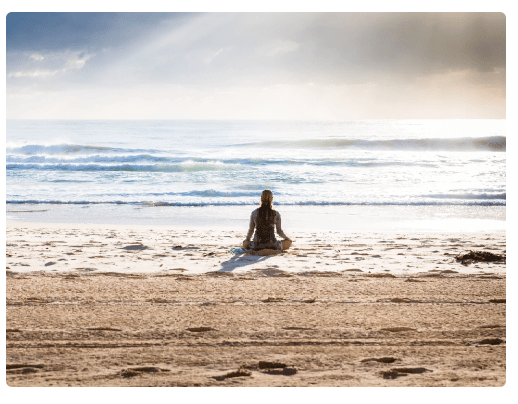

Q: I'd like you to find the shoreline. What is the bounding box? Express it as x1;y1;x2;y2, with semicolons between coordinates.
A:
7;221;506;276
6;203;506;233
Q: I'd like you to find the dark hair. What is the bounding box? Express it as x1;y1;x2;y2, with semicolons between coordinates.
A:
258;190;275;222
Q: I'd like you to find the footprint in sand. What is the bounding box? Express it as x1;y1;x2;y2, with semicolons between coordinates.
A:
122;244;150;251
7;364;45;370
384;298;419;303
187;327;215;332
263;367;297;376
7;367;42;374
479;338;504;345
213;369;251;381
282;327;312;331
239;361;298;376
255;361;285;369
262;297;285;303
381;368;431;379
368;273;396;278
381;327;416;332
361;357;398;364
87;327;122;331
25;297;51;304
301;298;317;303
120;367;170;378
390;367;432;374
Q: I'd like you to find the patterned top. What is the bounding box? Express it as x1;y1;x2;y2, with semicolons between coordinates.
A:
245;208;288;242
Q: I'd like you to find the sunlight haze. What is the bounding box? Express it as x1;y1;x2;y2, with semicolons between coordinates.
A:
6;12;506;120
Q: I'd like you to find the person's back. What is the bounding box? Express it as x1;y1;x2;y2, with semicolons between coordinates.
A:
254;205;278;249
243;190;292;251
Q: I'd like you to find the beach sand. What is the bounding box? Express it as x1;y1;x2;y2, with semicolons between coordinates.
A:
6;222;506;387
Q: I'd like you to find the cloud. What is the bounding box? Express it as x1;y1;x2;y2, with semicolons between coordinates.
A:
7;13;506;87
30;53;44;61
8;69;58;78
7;50;94;80
64;52;93;69
95;13;505;89
6;12;506;119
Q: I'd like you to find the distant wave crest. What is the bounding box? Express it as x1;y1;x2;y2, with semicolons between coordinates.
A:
6;162;235;173
425;192;506;200
6;155;445;170
6;144;119;155
6;137;506;160
240;136;506;151
7;199;505;207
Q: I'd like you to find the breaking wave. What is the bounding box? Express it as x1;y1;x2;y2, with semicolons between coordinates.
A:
6;162;236;173
7;199;505;207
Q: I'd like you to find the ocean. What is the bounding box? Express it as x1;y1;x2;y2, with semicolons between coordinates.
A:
6;119;506;231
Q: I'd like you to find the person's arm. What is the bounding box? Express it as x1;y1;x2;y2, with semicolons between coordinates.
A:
245;211;256;241
275;211;290;240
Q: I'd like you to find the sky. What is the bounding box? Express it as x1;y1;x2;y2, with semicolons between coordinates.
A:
5;12;506;120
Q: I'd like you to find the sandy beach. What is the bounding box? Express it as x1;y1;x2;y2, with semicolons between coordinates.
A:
6;222;506;387
6;10;508;393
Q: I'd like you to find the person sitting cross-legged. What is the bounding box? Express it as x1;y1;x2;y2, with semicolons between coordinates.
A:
242;189;292;251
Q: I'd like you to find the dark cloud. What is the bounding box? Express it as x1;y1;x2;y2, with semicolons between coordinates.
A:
142;12;506;86
6;12;195;52
271;13;506;84
354;13;505;73
6;13;506;92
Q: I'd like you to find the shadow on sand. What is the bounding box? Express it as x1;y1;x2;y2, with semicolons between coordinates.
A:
219;251;279;273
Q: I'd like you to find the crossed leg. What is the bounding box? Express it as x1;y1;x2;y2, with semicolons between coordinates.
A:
242;239;292;250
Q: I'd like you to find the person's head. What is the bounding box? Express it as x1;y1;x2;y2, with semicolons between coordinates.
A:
260;189;274;208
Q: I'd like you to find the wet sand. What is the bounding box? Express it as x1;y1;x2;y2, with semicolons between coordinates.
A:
6;223;506;387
